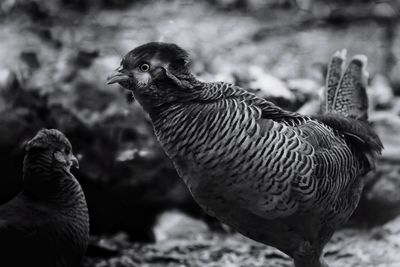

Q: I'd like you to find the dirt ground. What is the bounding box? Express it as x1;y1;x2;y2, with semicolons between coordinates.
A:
84;211;400;267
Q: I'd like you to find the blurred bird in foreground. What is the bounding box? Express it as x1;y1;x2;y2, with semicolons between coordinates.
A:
107;42;382;267
0;129;89;267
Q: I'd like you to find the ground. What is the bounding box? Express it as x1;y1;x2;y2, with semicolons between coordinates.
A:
84;211;400;267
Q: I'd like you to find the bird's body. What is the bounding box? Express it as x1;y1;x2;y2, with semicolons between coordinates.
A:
108;43;382;267
151;81;373;265
0;129;89;267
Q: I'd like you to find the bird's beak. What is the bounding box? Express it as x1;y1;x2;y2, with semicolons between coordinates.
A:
70;154;79;169
107;67;130;85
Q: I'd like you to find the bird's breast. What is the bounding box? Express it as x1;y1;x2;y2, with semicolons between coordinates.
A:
155;108;252;187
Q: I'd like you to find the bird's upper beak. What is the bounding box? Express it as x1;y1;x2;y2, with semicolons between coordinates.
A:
70;154;79;169
107;67;130;85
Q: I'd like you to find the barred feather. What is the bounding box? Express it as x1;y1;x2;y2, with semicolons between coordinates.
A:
333;55;369;120
324;51;369;121
324;49;346;113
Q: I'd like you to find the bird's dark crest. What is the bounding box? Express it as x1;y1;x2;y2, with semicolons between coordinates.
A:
27;129;71;151
121;42;189;69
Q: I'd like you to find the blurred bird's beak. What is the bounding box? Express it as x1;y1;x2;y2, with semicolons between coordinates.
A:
107;67;130;84
70;155;79;169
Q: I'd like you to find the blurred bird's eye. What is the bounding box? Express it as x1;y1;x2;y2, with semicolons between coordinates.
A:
65;148;71;154
139;63;150;72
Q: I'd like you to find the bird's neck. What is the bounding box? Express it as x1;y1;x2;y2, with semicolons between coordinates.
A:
148;81;243;118
137;74;205;118
23;152;85;207
149;83;234;158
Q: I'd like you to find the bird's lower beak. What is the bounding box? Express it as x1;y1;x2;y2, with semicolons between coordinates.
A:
70;155;79;169
107;70;130;85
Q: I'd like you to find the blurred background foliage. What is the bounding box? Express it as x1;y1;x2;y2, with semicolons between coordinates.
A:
0;0;400;266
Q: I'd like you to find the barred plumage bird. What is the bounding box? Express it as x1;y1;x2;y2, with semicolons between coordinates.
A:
0;129;89;267
107;42;382;267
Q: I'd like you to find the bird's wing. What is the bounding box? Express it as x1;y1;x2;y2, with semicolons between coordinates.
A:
0;193;57;241
0;198;41;264
311;114;383;171
0;194;62;266
324;51;369;120
181;83;376;221
0;195;41;238
237;114;352;219
0;219;58;266
191;93;342;220
0;218;39;245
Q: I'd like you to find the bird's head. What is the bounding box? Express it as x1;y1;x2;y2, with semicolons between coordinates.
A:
25;129;79;171
107;42;196;112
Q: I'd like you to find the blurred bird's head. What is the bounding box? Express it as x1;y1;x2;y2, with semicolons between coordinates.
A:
107;42;196;112
25;129;79;171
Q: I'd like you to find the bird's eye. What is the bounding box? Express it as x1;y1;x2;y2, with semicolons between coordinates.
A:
65;148;71;154
139;63;150;72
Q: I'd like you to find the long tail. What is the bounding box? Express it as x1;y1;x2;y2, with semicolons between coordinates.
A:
324;49;369;121
323;49;346;113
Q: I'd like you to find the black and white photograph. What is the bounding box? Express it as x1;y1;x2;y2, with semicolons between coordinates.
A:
0;0;399;266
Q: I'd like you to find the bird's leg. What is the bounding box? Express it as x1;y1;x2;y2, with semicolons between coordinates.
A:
293;241;329;267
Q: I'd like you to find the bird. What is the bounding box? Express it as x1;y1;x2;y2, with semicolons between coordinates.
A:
0;129;89;267
107;42;383;267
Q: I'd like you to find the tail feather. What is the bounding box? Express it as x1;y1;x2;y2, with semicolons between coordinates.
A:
324;49;346;113
332;54;369;120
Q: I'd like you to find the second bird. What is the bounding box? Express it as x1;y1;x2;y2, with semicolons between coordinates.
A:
0;129;89;267
107;42;382;267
